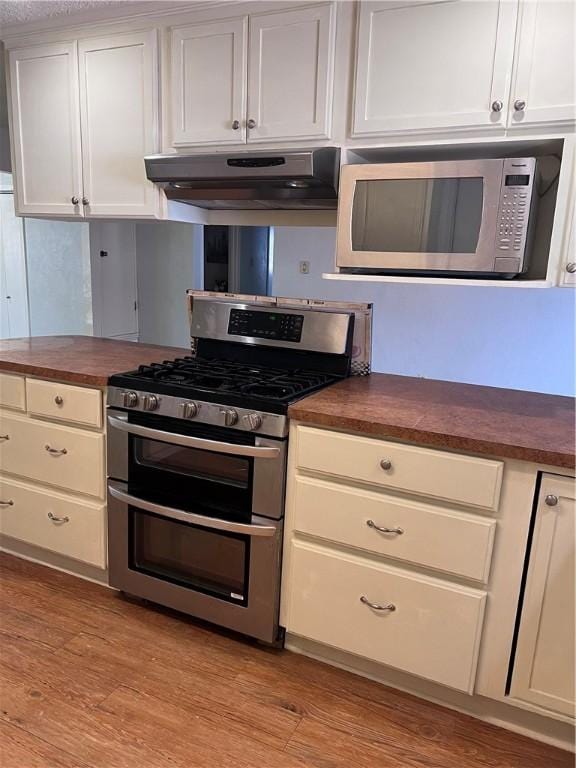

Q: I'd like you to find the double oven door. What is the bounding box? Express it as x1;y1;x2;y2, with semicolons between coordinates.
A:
107;408;286;644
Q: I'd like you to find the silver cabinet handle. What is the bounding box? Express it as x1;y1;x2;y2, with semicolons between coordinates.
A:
514;99;526;112
366;519;404;535
566;262;576;274
360;595;396;612
82;197;89;205
247;118;257;129
0;500;14;507
71;196;79;205
0;434;9;442
380;459;392;471
48;511;69;524
54;395;64;406
232;119;240;130
45;444;67;456
545;494;559;507
491;100;503;113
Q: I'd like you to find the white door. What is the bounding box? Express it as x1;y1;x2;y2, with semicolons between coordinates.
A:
8;42;83;217
0;191;30;339
509;0;575;129
247;4;335;142
78;30;159;218
561;194;576;287
90;222;138;339
352;0;517;137
510;474;575;718
170;18;247;147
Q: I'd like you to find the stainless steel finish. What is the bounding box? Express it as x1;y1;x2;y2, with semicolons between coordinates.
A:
366;520;404;535
45;444;67;456
0;499;14;507
54;395;64;406
82;196;89;205
144;148;340;211
545;494;559;507
566;263;576;274
243;413;262;431
514;99;526;111
491;100;503;112
178;401;199;419
108;387;288;438
107;414;280;459
0;434;10;441
247;118;257;129
71;196;79;205
380;459;392;471
109;480;277;537
360;596;396;612
220;408;238;427
190;299;353;356
232;119;240;130
122;390;139;408
47;511;69;523
141;393;159;411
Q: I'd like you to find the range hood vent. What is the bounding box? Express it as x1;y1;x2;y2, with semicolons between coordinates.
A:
145;148;340;210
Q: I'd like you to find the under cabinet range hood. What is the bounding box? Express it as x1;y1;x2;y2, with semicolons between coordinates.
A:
144;148;340;210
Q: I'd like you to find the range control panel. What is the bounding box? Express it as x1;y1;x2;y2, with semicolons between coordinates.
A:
228;309;304;342
496;158;536;256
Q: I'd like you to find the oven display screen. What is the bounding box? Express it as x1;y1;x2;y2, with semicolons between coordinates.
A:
228;309;304;342
505;174;530;186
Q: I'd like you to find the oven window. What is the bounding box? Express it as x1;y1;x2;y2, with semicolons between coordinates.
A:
352;177;483;253
130;508;249;604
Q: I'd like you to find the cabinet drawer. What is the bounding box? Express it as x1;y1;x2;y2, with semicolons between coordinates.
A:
292;476;496;582
0;374;26;411
0;412;105;498
296;426;503;511
26;379;102;429
0;476;106;568
286;541;486;693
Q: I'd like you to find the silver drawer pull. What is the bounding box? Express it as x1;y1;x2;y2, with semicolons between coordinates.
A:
380;459;392;471
48;511;69;524
366;519;404;535
0;499;14;507
360;595;396;612
45;444;67;456
0;434;10;442
54;395;64;406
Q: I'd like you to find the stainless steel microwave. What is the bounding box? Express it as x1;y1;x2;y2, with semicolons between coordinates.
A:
336;158;539;277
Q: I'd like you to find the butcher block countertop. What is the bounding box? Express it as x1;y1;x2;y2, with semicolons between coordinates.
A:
289;373;575;470
0;336;190;387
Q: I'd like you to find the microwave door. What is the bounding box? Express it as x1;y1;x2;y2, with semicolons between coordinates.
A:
336;159;504;273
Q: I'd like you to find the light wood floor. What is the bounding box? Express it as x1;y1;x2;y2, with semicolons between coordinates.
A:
0;552;572;768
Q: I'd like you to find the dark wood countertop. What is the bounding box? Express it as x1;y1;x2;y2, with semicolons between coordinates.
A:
0;336;190;387
288;373;575;469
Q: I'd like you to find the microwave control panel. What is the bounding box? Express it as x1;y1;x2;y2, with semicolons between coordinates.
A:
496;158;536;257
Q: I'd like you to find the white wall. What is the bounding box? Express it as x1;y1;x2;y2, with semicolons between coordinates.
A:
272;227;576;397
135;220;203;348
0;44;11;172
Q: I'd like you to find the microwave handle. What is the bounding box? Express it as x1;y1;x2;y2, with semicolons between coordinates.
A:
107;414;280;459
108;480;278;538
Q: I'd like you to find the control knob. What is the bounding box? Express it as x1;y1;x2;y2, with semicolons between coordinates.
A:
179;401;198;419
142;394;159;411
220;408;238;427
243;413;262;431
122;391;139;408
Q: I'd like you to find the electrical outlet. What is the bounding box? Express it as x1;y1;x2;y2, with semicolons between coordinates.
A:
299;260;310;274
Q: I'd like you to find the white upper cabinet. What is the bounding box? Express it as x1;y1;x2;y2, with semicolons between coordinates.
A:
8;42;83;217
247;4;335;142
170;18;248;146
509;0;575;129
352;0;517;137
78;31;159;217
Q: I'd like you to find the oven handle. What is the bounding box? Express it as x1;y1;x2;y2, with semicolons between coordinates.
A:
107;414;281;459
108;481;278;537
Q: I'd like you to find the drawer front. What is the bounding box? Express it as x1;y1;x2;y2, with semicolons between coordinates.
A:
0;374;26;411
0;413;105;498
286;541;486;693
26;379;103;429
292;476;496;582
0;476;106;568
296;426;503;511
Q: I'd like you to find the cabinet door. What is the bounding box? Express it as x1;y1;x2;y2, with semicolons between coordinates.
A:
78;31;159;218
352;0;517;137
170;18;247;146
561;194;576;287
510;474;575;717
247;4;335;142
8;42;83;217
510;0;575;129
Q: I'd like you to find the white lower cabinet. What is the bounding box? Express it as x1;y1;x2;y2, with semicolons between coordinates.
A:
0;476;106;568
510;473;575;717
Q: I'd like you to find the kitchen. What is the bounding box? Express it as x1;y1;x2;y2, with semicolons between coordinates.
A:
0;1;574;766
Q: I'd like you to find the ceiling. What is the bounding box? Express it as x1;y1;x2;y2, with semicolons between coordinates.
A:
0;1;157;28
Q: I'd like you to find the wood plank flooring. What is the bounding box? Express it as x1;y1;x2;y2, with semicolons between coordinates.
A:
0;552;572;768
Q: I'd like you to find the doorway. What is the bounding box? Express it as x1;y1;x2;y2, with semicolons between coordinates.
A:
203;226;273;296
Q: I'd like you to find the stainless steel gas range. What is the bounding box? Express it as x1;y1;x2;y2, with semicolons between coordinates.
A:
106;293;372;645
